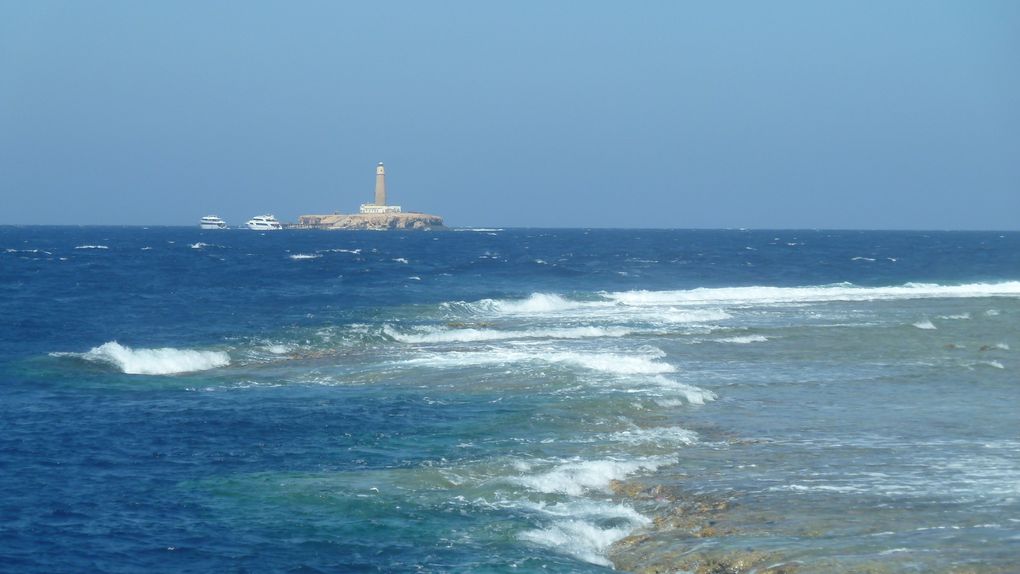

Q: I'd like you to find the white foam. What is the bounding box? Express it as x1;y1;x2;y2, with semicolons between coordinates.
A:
994;343;1010;350
289;253;320;260
489;293;583;314
980;360;1005;369
603;282;1020;307
513;456;675;496
404;348;674;376
393;257;409;264
190;242;208;249
940;313;971;320
986;309;1001;316
851;256;876;261
646;376;717;404
519;519;633;567
384;325;631;344
913;319;937;330
4;248;53;255
607;426;699;446
74;244;108;249
56;341;230;375
716;334;768;344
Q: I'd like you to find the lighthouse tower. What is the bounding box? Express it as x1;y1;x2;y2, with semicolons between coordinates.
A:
374;162;386;206
360;162;401;214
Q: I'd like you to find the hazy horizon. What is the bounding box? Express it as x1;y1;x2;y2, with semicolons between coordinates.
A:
2;1;1018;229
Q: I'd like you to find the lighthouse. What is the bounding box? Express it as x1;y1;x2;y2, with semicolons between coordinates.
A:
360;162;401;214
374;162;386;206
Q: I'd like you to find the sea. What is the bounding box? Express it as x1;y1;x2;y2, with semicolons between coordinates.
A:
1;227;1018;573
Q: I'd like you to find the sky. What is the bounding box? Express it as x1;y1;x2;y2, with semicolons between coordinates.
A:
1;1;1018;229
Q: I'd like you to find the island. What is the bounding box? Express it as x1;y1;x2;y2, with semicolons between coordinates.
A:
295;212;444;230
295;162;445;230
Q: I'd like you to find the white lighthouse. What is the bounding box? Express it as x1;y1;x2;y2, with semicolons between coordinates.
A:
360;162;402;214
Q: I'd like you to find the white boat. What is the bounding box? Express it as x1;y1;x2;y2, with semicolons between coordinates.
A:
199;215;228;229
246;215;283;230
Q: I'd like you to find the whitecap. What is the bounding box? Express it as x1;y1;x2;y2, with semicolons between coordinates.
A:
402;348;674;376
518;519;634;567
512;456;675;496
384;325;631;344
851;256;876;262
715;334;768;344
190;242;208;249
913;319;937;330
482;293;583;314
646;376;717;404
605;426;698;447
74;244;108;250
939;313;971;320
289;253;320;260
602;282;1020;307
53;341;230;375
392;257;409;264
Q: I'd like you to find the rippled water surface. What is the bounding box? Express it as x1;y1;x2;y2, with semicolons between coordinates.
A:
1;227;1018;573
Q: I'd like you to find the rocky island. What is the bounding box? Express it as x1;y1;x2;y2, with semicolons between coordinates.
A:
295;212;444;230
296;162;444;230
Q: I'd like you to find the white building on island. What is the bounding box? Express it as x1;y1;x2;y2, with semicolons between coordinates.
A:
360;162;402;214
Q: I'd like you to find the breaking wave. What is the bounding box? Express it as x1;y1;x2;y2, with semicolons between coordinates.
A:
513;456;676;497
53;341;230;375
716;334;769;344
383;324;631;344
403;348;675;376
602;281;1020;306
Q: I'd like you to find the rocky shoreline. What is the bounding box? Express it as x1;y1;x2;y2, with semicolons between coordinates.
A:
294;212;444;230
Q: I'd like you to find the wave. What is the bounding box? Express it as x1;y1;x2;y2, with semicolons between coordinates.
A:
403;348;674;376
516;498;650;566
512;456;675;497
940;313;971;320
715;334;768;344
74;244;108;250
289;253;320;260
913;319;937;330
450;294;731;325
483;293;583;314
602;281;1020;307
53;341;230;375
4;248;53;255
519;518;633;567
605;425;699;446
319;248;361;255
383;324;632;344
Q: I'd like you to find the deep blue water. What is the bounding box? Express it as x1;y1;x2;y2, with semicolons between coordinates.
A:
1;227;1019;573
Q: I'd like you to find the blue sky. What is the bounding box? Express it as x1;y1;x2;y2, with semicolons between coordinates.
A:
2;1;1018;228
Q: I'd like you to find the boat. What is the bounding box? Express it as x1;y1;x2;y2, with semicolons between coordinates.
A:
199;215;228;229
246;215;283;230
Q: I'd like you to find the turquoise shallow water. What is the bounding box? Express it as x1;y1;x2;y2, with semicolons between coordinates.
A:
1;228;1018;572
